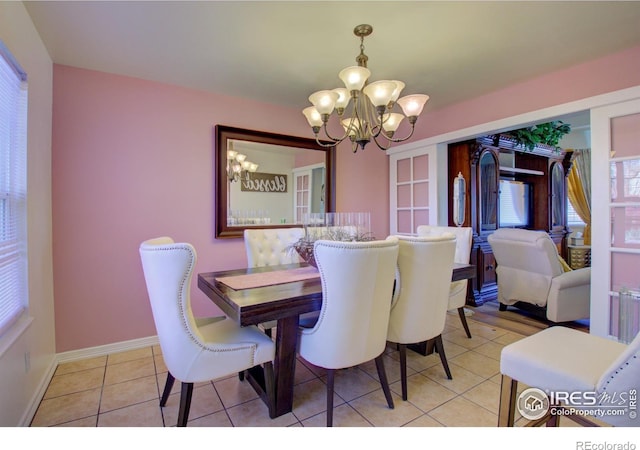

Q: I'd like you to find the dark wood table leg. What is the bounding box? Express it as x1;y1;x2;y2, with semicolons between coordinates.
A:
272;314;300;418
407;339;435;356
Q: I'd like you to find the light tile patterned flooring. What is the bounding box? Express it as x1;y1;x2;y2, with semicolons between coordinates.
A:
30;312;583;427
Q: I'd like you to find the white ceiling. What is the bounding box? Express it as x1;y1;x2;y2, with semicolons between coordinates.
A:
24;1;640;121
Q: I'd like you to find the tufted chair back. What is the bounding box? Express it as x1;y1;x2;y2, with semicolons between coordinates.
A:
298;237;399;369
244;227;304;267
139;237;274;382
388;233;457;345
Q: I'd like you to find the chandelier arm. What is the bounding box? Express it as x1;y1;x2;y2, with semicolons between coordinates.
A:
368;109;386;140
313;134;341;148
370;134;394;151
371;122;418;151
385;122;418;143
320;122;349;144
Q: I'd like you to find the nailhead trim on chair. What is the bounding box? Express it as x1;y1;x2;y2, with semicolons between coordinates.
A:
599;355;638;393
306;239;398;336
151;244;258;365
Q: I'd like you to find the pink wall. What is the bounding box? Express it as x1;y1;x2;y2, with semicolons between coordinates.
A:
412;44;640;141
52;65;389;352
53;44;640;352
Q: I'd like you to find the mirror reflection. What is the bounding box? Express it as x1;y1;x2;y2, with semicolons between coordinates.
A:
551;163;564;228
480;151;498;231
227;139;326;226
215;125;335;239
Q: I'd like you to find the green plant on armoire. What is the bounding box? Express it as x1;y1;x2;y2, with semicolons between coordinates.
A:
505;121;571;152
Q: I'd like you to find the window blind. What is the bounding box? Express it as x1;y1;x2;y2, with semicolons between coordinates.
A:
0;41;27;336
567;201;585;226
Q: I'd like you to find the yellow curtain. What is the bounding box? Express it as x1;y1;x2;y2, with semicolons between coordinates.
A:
567;149;591;245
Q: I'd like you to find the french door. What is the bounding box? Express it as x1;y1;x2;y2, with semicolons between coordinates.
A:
292;169;311;224
591;98;640;339
389;144;445;235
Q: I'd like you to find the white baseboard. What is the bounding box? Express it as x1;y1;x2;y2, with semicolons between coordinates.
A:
56;335;160;364
20;357;57;427
20;335;160;427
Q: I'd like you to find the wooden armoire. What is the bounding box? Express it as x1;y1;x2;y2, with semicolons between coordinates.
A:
448;135;572;306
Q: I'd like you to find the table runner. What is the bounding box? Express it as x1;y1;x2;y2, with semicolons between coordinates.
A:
216;266;320;290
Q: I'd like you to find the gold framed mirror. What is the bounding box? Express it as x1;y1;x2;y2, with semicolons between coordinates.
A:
215;125;336;238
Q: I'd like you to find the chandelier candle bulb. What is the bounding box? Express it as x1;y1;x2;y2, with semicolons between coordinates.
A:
309;90;338;116
382;113;404;134
338;66;371;92
302;107;323;129
302;24;430;152
341;118;359;137
332;88;350;113
389;80;405;105
362;80;398;107
397;94;429;120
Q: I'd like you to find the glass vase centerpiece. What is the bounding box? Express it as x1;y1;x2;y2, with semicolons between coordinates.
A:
291;212;373;267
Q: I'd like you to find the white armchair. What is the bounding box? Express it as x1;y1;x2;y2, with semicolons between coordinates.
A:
417;225;473;338
488;228;591;322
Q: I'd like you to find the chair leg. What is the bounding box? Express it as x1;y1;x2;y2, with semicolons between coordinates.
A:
457;307;472;338
160;372;175;407
398;343;408;401
326;369;335;427
374;355;395;410
177;382;193;427
434;335;452;380
263;362;276;419
546;412;560;427
238;370;245;381
498;375;518;427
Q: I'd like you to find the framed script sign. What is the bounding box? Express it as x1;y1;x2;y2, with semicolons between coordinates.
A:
240;172;288;193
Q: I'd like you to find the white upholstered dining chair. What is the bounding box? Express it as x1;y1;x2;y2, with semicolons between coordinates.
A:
139;237;276;426
244;227;311;334
499;326;640;427
417;225;474;338
243;227;304;267
297;238;399;427
387;233;457;400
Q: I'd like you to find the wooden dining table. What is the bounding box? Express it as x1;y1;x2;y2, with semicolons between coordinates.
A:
197;262;476;418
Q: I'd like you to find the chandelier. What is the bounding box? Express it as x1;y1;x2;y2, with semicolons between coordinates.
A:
226;142;258;182
302;24;429;152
